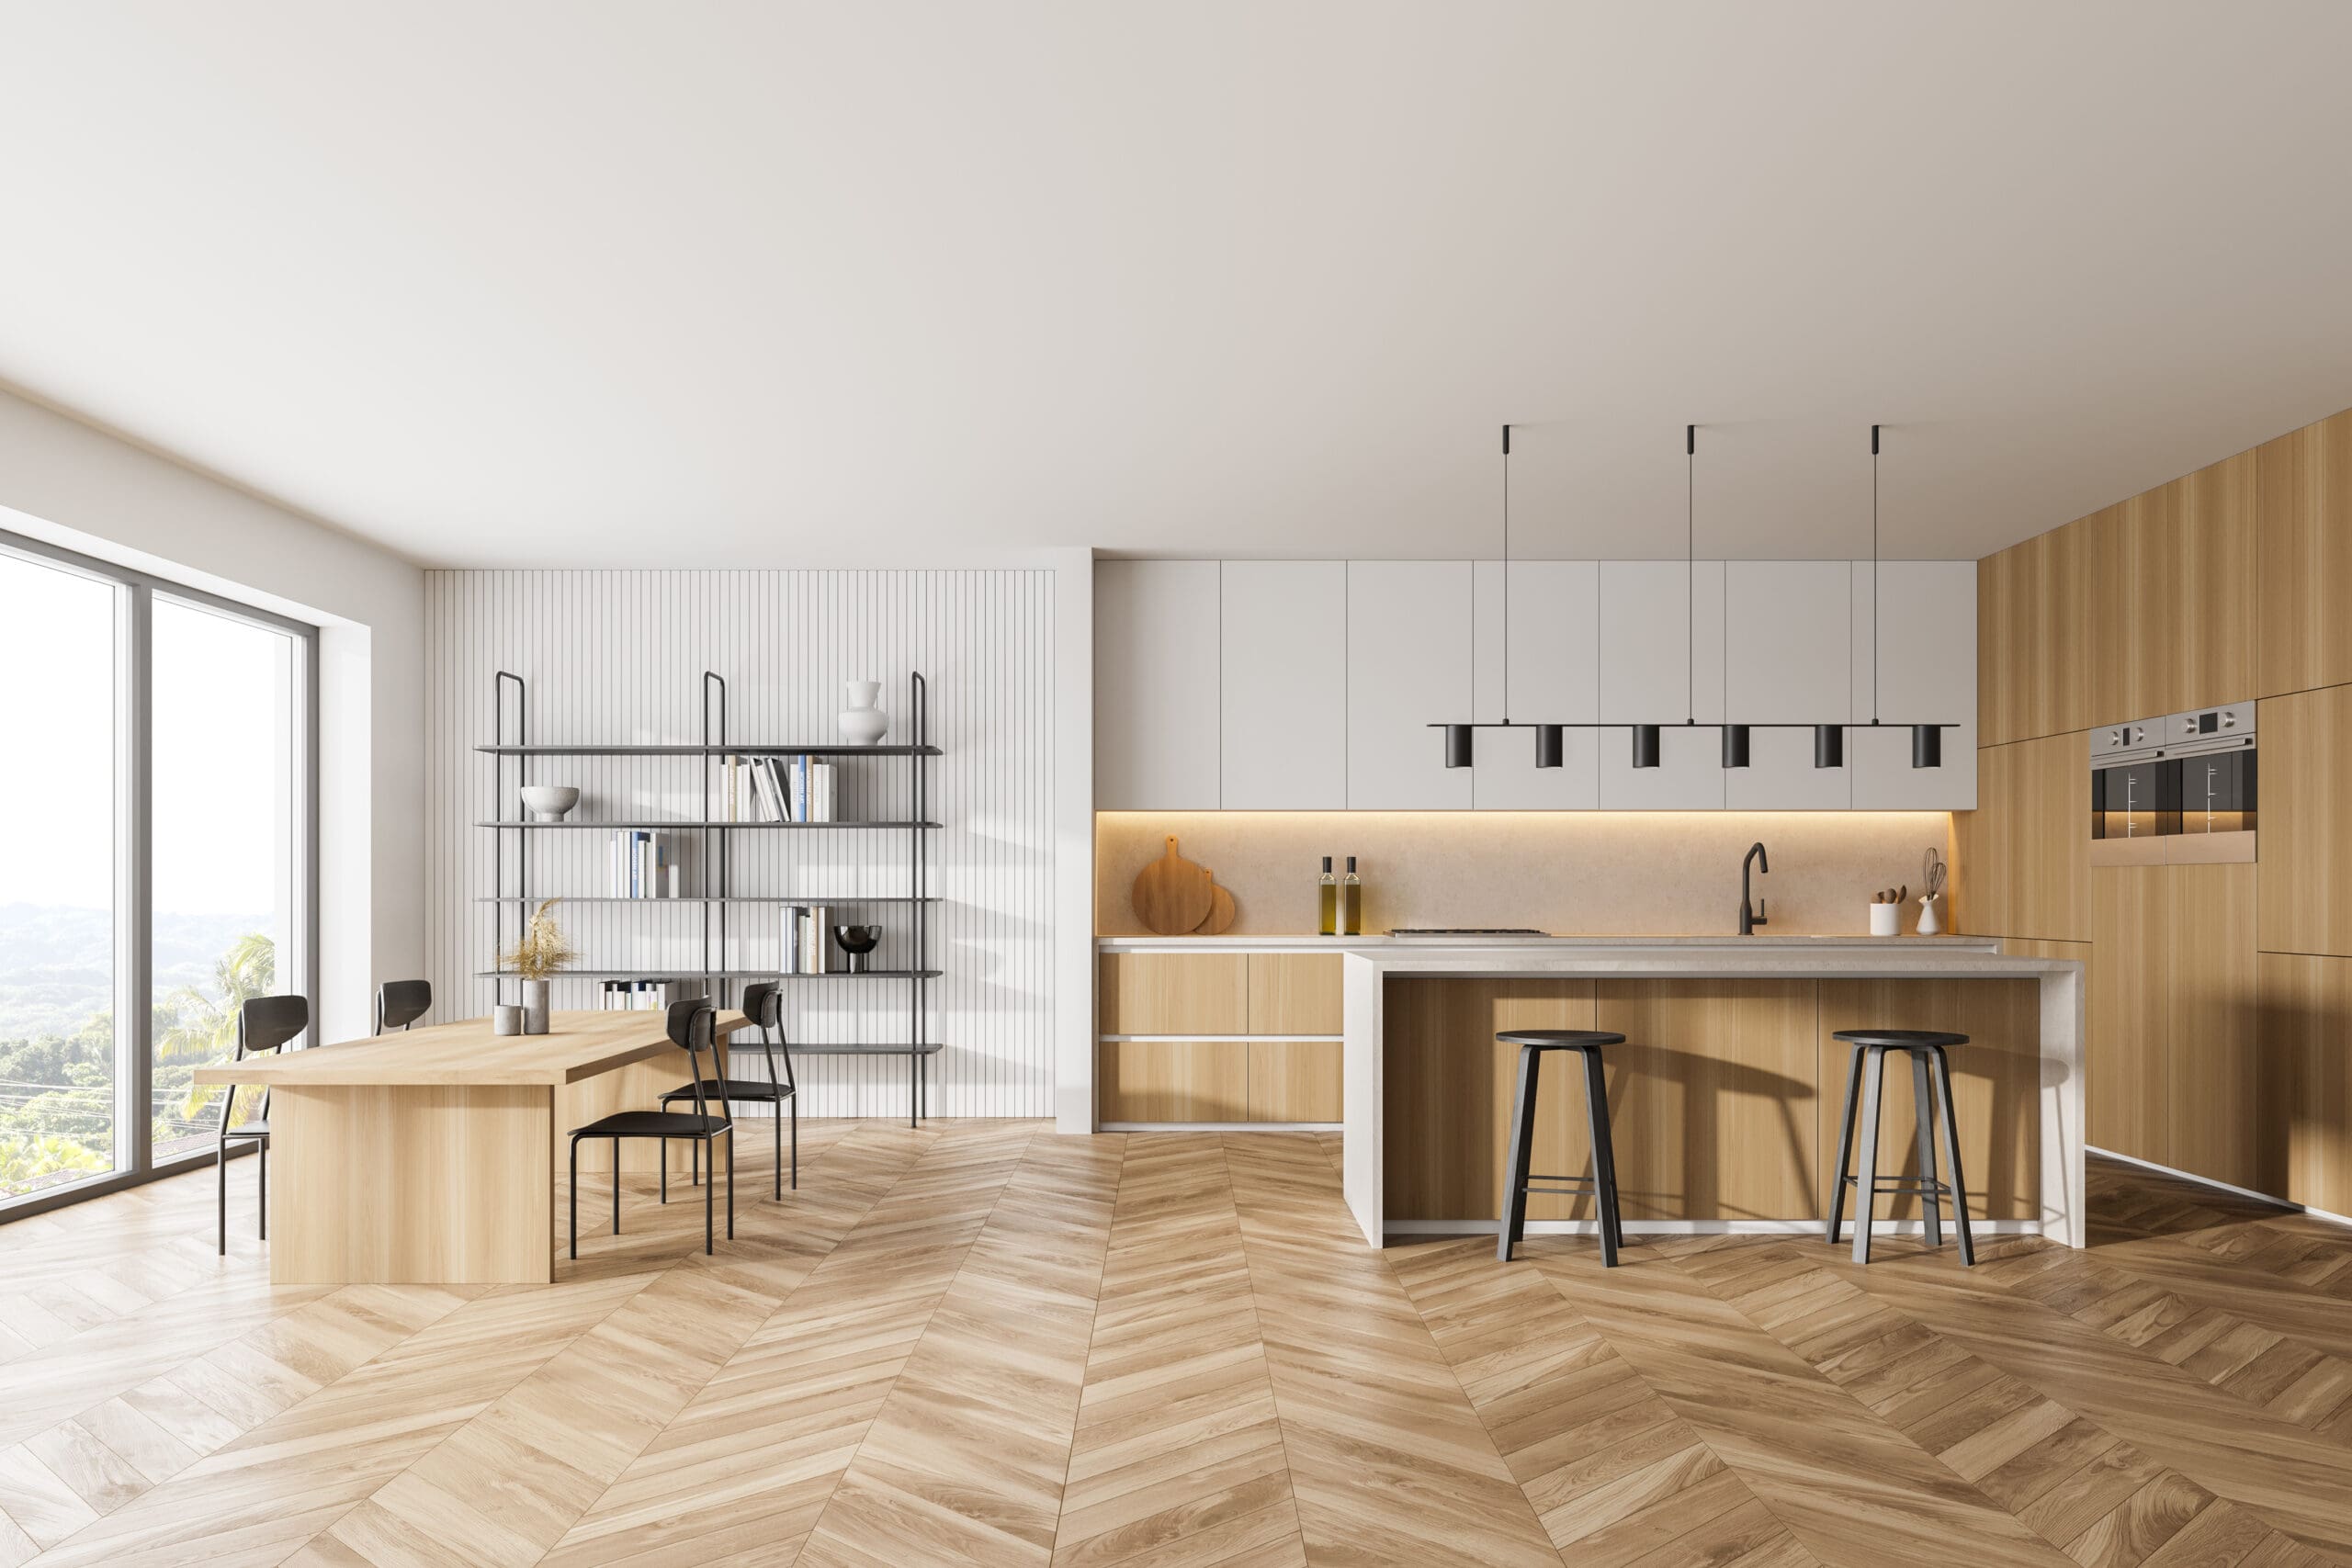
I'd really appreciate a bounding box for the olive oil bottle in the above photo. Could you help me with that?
[1317,857,1338,936]
[1340,856,1363,935]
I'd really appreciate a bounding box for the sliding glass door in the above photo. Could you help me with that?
[0,531,314,1212]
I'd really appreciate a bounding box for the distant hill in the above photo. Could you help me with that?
[0,903,268,1040]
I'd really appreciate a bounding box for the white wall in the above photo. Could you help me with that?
[424,568,1064,1118]
[0,386,424,1044]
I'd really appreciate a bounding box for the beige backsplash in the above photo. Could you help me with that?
[1097,811,1957,938]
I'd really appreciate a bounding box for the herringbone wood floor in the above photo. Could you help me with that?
[2,1121,2348,1567]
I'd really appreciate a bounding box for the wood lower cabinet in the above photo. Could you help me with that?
[2257,952,2352,1213]
[1098,1040,1249,1122]
[1097,950,1342,1124]
[1098,953,1249,1035]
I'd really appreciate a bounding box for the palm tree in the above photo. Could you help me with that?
[156,931,276,1133]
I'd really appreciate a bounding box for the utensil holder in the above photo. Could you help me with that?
[1869,903,1901,937]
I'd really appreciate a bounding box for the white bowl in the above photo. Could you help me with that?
[520,785,580,821]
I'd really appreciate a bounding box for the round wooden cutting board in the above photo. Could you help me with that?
[1193,882,1237,935]
[1133,835,1214,934]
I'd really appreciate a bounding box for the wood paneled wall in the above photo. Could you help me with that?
[1966,403,2352,1211]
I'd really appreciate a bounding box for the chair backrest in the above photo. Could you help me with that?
[237,995,310,1058]
[377,979,431,1033]
[739,980,794,1094]
[666,998,730,1119]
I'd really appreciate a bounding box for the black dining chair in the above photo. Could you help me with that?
[375,979,431,1034]
[569,998,735,1258]
[661,979,797,1198]
[218,994,309,1255]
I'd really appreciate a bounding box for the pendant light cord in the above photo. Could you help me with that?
[1686,424,1696,725]
[1501,423,1510,724]
[1871,423,1881,726]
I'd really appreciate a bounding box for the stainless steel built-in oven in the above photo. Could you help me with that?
[2088,703,2256,866]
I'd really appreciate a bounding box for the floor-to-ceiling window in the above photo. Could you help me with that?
[0,531,314,1211]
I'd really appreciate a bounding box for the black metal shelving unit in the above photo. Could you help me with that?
[481,670,942,1124]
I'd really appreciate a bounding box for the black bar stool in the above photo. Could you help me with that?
[1826,1029,1973,1266]
[1496,1030,1626,1266]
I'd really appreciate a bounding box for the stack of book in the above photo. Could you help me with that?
[599,979,693,1010]
[723,755,839,823]
[609,829,678,897]
[784,904,832,974]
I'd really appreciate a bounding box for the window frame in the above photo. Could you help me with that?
[0,525,319,1220]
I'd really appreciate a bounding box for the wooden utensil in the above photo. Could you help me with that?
[1133,835,1215,935]
[1193,883,1238,935]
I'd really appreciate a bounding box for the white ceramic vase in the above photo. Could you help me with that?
[838,680,889,745]
[520,978,551,1034]
[1917,895,1943,936]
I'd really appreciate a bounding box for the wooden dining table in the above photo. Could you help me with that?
[194,1009,748,1286]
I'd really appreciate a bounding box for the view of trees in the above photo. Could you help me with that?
[0,930,276,1199]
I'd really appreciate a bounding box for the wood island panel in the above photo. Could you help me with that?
[1097,953,1250,1034]
[1590,980,1821,1223]
[1380,978,1597,1222]
[1818,978,2041,1222]
[1247,953,1343,1034]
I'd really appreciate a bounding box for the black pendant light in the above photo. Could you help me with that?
[1443,724,1474,768]
[1815,724,1845,768]
[1535,724,1564,769]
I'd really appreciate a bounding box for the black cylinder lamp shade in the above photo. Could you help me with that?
[1631,724,1661,770]
[1443,724,1474,769]
[1912,724,1943,769]
[1721,724,1750,769]
[1814,724,1844,769]
[1535,724,1564,769]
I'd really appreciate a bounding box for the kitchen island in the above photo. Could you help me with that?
[1098,935,2083,1251]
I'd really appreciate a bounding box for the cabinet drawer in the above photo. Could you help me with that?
[1247,953,1343,1034]
[1099,1040,1249,1122]
[1247,1041,1342,1122]
[1099,953,1250,1034]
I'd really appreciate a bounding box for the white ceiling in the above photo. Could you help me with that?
[4,3,2351,567]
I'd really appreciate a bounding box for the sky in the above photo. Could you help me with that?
[0,550,292,920]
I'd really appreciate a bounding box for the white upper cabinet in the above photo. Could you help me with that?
[1091,555,1974,813]
[1597,560,1725,809]
[1849,559,1977,809]
[1094,560,1222,809]
[1348,560,1474,809]
[1220,561,1348,809]
[1473,560,1600,809]
[1724,560,1852,809]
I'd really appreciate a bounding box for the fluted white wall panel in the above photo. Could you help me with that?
[424,569,1056,1117]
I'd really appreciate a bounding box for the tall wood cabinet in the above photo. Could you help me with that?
[2256,408,2352,698]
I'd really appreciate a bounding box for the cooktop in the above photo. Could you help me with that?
[1385,928,1550,938]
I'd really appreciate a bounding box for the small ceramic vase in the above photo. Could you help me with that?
[1917,894,1943,936]
[492,1004,524,1036]
[521,978,551,1034]
[838,680,889,744]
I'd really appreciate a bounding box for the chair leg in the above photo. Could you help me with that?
[661,1138,669,1205]
[217,1141,227,1256]
[726,1131,735,1240]
[1498,1046,1541,1262]
[705,1140,715,1256]
[1851,1048,1886,1265]
[1931,1048,1975,1266]
[1581,1048,1621,1268]
[773,1108,783,1200]
[613,1137,622,1235]
[1910,1051,1942,1248]
[1826,1043,1864,1245]
[257,1143,267,1241]
[789,1100,798,1190]
[569,1138,580,1260]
